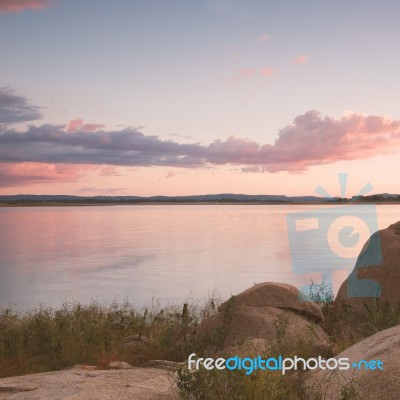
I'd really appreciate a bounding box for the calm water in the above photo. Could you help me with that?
[0,205,398,309]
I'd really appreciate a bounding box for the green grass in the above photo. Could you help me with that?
[0,285,398,399]
[307,280,400,353]
[0,295,219,378]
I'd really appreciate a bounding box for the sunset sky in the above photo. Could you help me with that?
[1,0,400,196]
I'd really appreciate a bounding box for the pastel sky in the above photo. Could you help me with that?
[1,0,400,196]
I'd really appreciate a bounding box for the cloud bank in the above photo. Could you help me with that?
[0,163,87,186]
[0,88,41,124]
[2,89,400,186]
[0,0,50,14]
[1,111,400,177]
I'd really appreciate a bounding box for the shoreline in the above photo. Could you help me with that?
[1,201,400,207]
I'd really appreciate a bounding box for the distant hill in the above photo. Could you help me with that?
[0,193,399,204]
[353,193,400,202]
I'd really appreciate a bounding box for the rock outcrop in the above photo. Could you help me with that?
[0,367,177,400]
[187,282,331,357]
[308,324,400,400]
[335,221,400,313]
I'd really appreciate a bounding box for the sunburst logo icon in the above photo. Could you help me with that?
[286,173,382,302]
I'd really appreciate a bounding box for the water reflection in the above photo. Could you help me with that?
[0,205,398,309]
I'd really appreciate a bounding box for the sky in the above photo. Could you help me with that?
[1,0,400,196]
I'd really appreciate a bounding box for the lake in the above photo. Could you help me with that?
[0,204,398,310]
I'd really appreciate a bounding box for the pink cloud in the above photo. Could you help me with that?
[203,111,400,172]
[0,162,122,187]
[293,54,307,64]
[67,118,84,132]
[230,68,255,83]
[239,111,400,172]
[67,118,105,133]
[260,67,274,77]
[0,0,50,14]
[238,69,254,76]
[260,34,271,42]
[0,162,87,186]
[84,123,106,132]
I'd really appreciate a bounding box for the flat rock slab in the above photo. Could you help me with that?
[308,325,400,399]
[0,368,178,400]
